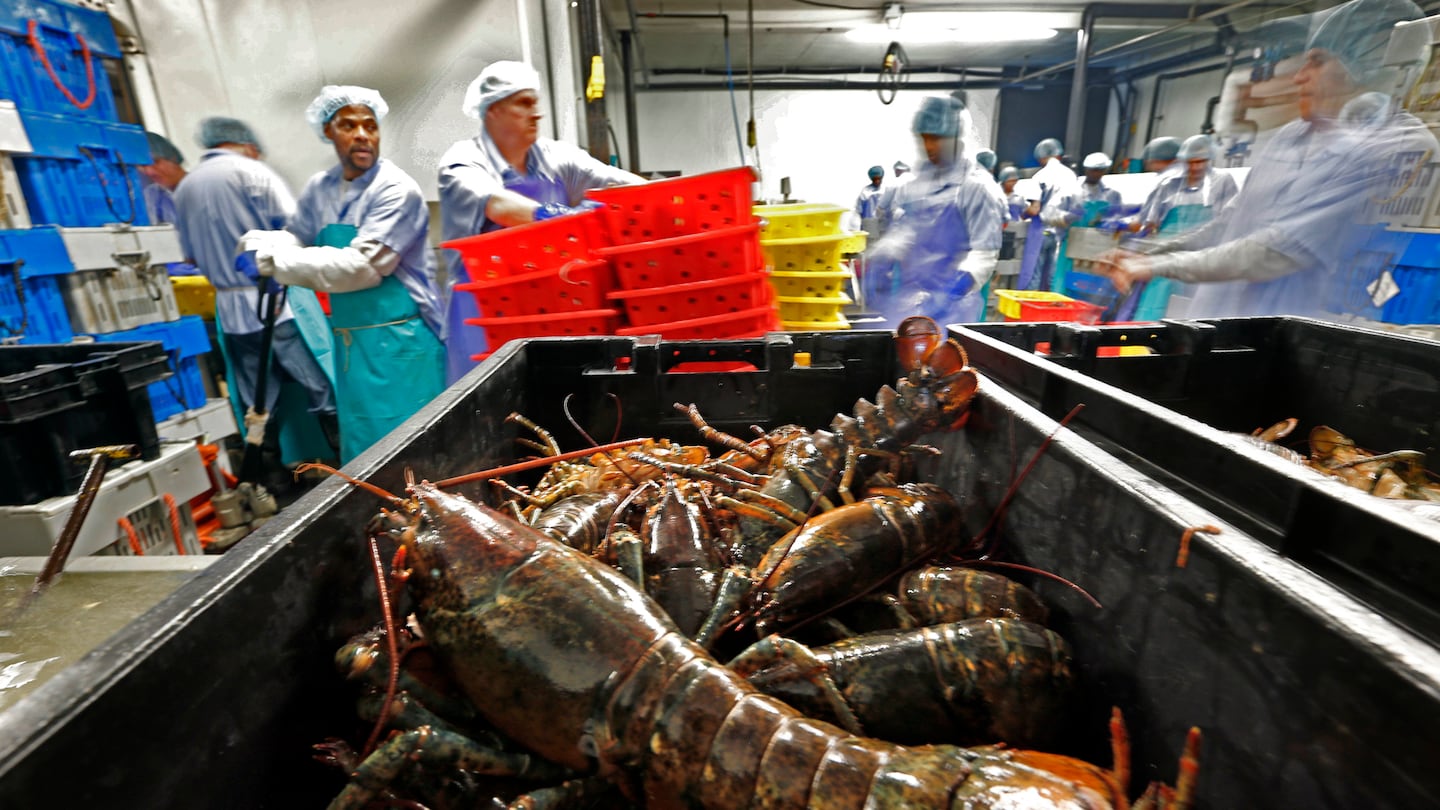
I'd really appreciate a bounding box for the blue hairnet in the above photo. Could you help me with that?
[912,96,963,138]
[1082,152,1111,170]
[145,131,183,165]
[1178,134,1214,162]
[305,85,388,142]
[1034,138,1064,161]
[1307,0,1424,87]
[998,166,1020,182]
[464,61,542,120]
[868,165,884,178]
[196,117,261,150]
[975,149,997,171]
[1142,136,1181,162]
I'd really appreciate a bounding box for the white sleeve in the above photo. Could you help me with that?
[958,250,1000,287]
[260,237,398,292]
[1149,236,1300,284]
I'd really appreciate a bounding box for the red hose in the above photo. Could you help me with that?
[118,516,144,555]
[26,19,96,111]
[164,493,186,555]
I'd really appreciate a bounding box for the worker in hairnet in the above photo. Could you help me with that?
[1141,136,1182,173]
[866,95,1005,325]
[173,116,339,475]
[999,166,1025,220]
[1102,0,1438,319]
[438,60,644,383]
[239,86,444,463]
[139,131,186,225]
[1135,135,1239,236]
[853,165,886,239]
[1018,137,1079,290]
[975,148,998,176]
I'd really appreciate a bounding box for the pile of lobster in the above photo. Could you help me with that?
[314,317,1199,810]
[1249,418,1440,511]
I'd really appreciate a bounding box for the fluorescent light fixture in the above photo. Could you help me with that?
[845,11,1070,44]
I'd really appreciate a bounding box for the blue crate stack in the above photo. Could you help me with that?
[1381,232,1440,325]
[0,0,211,423]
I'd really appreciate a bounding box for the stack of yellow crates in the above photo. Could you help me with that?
[754,203,866,330]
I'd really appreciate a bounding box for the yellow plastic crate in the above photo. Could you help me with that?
[777,293,851,326]
[753,203,847,240]
[995,290,1104,324]
[782,314,850,331]
[760,231,868,274]
[171,276,215,319]
[768,270,852,298]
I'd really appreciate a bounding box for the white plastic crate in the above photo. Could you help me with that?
[100,495,201,557]
[0,101,33,229]
[1064,227,1120,263]
[58,263,181,333]
[156,398,239,446]
[0,441,209,558]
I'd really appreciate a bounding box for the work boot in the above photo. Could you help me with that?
[317,411,342,461]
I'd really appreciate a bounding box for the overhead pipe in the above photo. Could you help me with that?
[621,30,639,172]
[636,76,1077,92]
[649,65,1005,78]
[576,0,608,162]
[1063,4,1097,161]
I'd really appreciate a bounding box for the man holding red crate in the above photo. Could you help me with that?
[437,60,644,384]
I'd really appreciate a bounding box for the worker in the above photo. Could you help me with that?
[853,165,886,239]
[241,85,445,464]
[999,166,1024,220]
[1021,137,1079,290]
[1141,136,1182,173]
[1101,0,1438,320]
[438,60,643,383]
[866,95,1004,326]
[1135,135,1239,236]
[139,131,185,225]
[172,116,338,480]
[975,148,998,176]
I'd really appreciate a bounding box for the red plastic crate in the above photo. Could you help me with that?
[584,166,757,244]
[614,304,779,340]
[464,308,620,360]
[455,258,614,318]
[439,209,608,283]
[1004,300,1105,324]
[607,268,772,328]
[598,223,763,290]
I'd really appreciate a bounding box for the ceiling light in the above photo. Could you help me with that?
[845,11,1070,44]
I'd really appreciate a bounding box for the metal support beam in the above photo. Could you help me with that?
[576,0,608,162]
[622,30,640,173]
[1064,5,1096,159]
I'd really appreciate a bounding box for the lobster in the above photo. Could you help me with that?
[733,617,1075,749]
[341,480,1146,809]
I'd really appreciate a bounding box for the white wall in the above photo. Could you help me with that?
[631,87,999,210]
[113,0,578,200]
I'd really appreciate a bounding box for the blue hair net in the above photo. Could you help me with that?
[1142,136,1181,162]
[1307,0,1424,87]
[1178,134,1215,161]
[868,165,884,178]
[975,149,997,171]
[305,85,389,142]
[998,166,1020,183]
[912,96,963,137]
[145,131,183,165]
[197,117,261,150]
[464,61,542,120]
[1034,138,1064,161]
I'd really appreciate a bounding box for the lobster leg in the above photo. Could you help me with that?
[729,634,866,736]
[501,776,621,810]
[321,726,573,810]
[609,526,645,587]
[693,566,754,649]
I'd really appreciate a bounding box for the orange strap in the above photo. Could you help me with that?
[26,19,96,111]
[119,516,144,555]
[163,493,186,555]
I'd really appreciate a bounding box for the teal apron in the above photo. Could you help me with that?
[318,223,445,464]
[1128,203,1211,320]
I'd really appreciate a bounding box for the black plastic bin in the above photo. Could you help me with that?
[0,331,1437,808]
[950,317,1440,646]
[0,341,169,505]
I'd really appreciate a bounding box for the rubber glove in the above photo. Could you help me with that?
[236,251,281,296]
[533,202,575,221]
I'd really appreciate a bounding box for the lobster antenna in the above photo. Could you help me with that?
[960,559,1103,609]
[294,462,403,506]
[565,392,645,488]
[973,403,1085,559]
[361,534,402,758]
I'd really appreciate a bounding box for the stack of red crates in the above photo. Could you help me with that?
[588,166,780,340]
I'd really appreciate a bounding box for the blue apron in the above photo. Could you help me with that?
[445,169,568,383]
[320,223,446,464]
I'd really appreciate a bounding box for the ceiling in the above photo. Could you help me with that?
[600,0,1371,89]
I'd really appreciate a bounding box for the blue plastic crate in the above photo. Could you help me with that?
[1380,264,1440,325]
[0,268,73,344]
[12,113,150,227]
[89,316,211,420]
[0,226,74,277]
[0,0,119,121]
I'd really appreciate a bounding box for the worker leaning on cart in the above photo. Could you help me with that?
[437,61,646,384]
[238,86,446,465]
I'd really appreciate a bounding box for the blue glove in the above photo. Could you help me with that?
[947,270,975,299]
[533,202,576,221]
[235,251,281,295]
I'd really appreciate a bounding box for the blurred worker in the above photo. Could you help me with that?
[140,131,185,224]
[241,86,444,464]
[1101,0,1438,319]
[876,160,913,235]
[975,148,998,176]
[1021,138,1079,290]
[438,61,643,383]
[1135,135,1239,236]
[853,165,886,239]
[1141,136,1182,173]
[173,117,338,473]
[867,95,1004,325]
[999,166,1024,220]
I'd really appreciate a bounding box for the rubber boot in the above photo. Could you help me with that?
[317,411,341,461]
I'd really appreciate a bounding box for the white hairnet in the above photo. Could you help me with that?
[1082,152,1112,170]
[1178,134,1215,161]
[464,61,542,120]
[305,85,388,142]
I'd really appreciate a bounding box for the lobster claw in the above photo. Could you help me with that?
[895,316,944,374]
